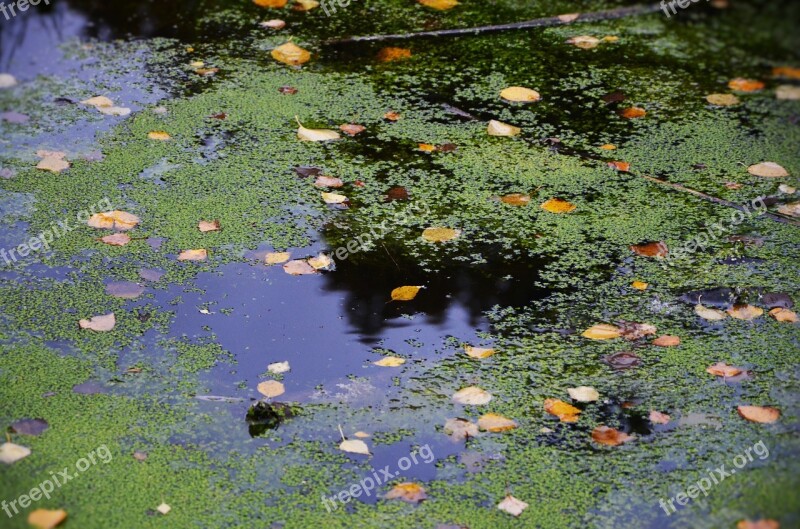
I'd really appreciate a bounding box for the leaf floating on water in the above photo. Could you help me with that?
[106,282,145,299]
[776,85,800,100]
[283,260,317,275]
[500,193,530,206]
[384,111,401,121]
[314,175,344,188]
[737,519,781,529]
[497,495,528,517]
[422,227,460,242]
[748,162,789,178]
[265,252,291,265]
[272,43,311,66]
[293,0,319,11]
[652,335,681,347]
[618,321,657,340]
[599,143,616,150]
[728,78,765,92]
[737,405,780,423]
[391,286,422,301]
[544,398,581,422]
[581,323,621,340]
[727,304,763,320]
[706,93,740,106]
[260,19,286,29]
[178,249,208,261]
[148,131,170,140]
[630,241,668,258]
[374,357,405,367]
[78,313,116,332]
[268,361,290,374]
[418,143,437,152]
[443,418,479,440]
[87,210,140,231]
[487,120,521,136]
[297,118,340,141]
[567,386,599,402]
[339,439,370,455]
[608,160,630,172]
[377,47,412,62]
[156,503,171,515]
[386,482,427,503]
[321,192,347,204]
[418,0,458,10]
[0,442,31,464]
[591,425,633,446]
[10,418,49,436]
[777,202,800,217]
[308,253,332,270]
[649,410,671,425]
[706,362,743,377]
[254,0,288,6]
[772,66,800,79]
[620,107,646,119]
[540,198,576,213]
[452,386,492,405]
[339,123,366,136]
[100,233,131,246]
[631,280,648,290]
[198,220,221,232]
[602,351,641,370]
[27,509,67,529]
[35,150,70,173]
[769,307,798,322]
[81,95,114,108]
[500,86,541,102]
[696,303,728,321]
[464,345,495,359]
[558,13,580,22]
[566,35,600,49]
[257,380,285,398]
[0,73,17,88]
[477,413,516,432]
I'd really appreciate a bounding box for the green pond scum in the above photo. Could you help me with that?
[0,0,799,527]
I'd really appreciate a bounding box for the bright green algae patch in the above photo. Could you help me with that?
[1,0,800,527]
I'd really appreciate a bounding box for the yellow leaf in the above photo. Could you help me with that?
[477,413,517,432]
[87,210,141,231]
[265,251,291,264]
[80,96,113,108]
[500,86,541,102]
[374,357,405,367]
[178,249,208,261]
[747,162,789,178]
[353,431,370,438]
[148,131,170,140]
[557,13,580,22]
[540,198,576,213]
[0,442,31,464]
[78,313,116,332]
[272,42,311,66]
[422,227,460,242]
[599,143,616,150]
[706,362,743,377]
[391,285,422,301]
[27,509,67,529]
[321,192,347,204]
[727,304,763,320]
[257,380,285,398]
[376,47,412,62]
[386,482,427,502]
[631,280,648,290]
[418,143,437,152]
[566,35,600,49]
[777,202,800,217]
[198,220,220,232]
[706,93,740,106]
[581,323,621,340]
[254,0,288,6]
[695,303,728,321]
[544,398,581,422]
[452,386,492,405]
[418,0,458,10]
[497,495,528,517]
[294,0,319,10]
[567,386,599,402]
[308,253,332,270]
[464,345,495,359]
[487,119,521,136]
[297,117,341,141]
[339,439,370,455]
[36,155,70,173]
[769,307,799,323]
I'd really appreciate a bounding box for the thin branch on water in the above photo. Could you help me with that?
[325,3,664,45]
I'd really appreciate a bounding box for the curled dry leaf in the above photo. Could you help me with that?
[478,413,517,432]
[452,386,492,405]
[297,118,341,142]
[696,303,728,321]
[776,85,800,100]
[487,120,521,136]
[418,0,458,10]
[540,198,576,213]
[88,210,140,231]
[707,362,743,378]
[260,19,286,29]
[737,405,780,424]
[374,357,405,367]
[148,131,170,140]
[652,335,681,347]
[728,78,765,92]
[769,307,798,322]
[391,286,422,301]
[265,251,290,264]
[748,162,789,178]
[422,227,460,242]
[582,323,621,340]
[557,13,580,22]
[630,241,668,258]
[308,253,332,270]
[257,380,285,398]
[500,86,541,102]
[706,93,740,106]
[631,280,648,290]
[386,482,426,503]
[100,233,131,246]
[500,193,530,206]
[27,509,67,529]
[283,260,317,275]
[0,442,31,464]
[321,192,347,204]
[566,35,600,49]
[339,438,370,455]
[649,410,671,425]
[339,124,366,136]
[497,495,528,517]
[78,313,116,332]
[727,304,763,320]
[777,202,800,217]
[272,42,311,66]
[444,418,479,440]
[178,249,208,261]
[620,107,646,118]
[198,220,220,232]
[544,398,581,422]
[464,345,495,359]
[737,519,780,529]
[376,47,412,62]
[567,386,599,402]
[591,425,633,446]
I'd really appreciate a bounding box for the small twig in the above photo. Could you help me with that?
[337,424,346,441]
[325,3,663,45]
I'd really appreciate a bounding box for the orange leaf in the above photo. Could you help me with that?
[87,210,140,231]
[737,405,780,423]
[385,482,427,503]
[253,0,288,6]
[728,78,765,92]
[540,198,576,213]
[178,249,208,261]
[384,111,401,121]
[500,193,531,206]
[198,220,220,232]
[339,124,366,136]
[727,304,763,320]
[591,425,633,446]
[737,519,781,529]
[772,66,800,79]
[544,398,581,422]
[100,233,131,246]
[608,160,630,172]
[706,362,743,378]
[620,107,646,119]
[652,335,680,347]
[769,307,798,323]
[630,241,668,257]
[477,413,517,432]
[27,509,67,529]
[377,47,412,62]
[649,410,671,424]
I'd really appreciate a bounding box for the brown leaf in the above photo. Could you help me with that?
[443,417,479,440]
[748,162,789,178]
[198,220,221,232]
[706,93,740,106]
[591,425,633,446]
[727,304,763,320]
[385,482,427,503]
[260,19,286,29]
[377,47,412,62]
[737,405,780,423]
[649,410,671,425]
[386,186,410,201]
[384,111,401,121]
[100,233,131,246]
[283,260,317,275]
[178,249,208,261]
[339,123,366,136]
[87,211,141,231]
[78,313,116,332]
[602,351,642,370]
[566,35,600,49]
[652,335,680,347]
[10,418,49,436]
[630,241,668,257]
[618,321,657,340]
[769,307,798,323]
[500,193,530,206]
[265,252,291,265]
[706,362,744,378]
[315,175,344,188]
[105,282,145,299]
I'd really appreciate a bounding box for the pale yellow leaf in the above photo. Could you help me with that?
[198,220,220,232]
[283,259,317,275]
[374,357,405,367]
[477,413,517,432]
[156,503,171,515]
[497,495,528,517]
[464,345,496,359]
[257,380,285,398]
[148,131,170,141]
[268,361,290,374]
[87,210,141,231]
[78,313,116,332]
[452,386,492,405]
[695,304,728,321]
[80,96,113,108]
[706,93,740,106]
[500,86,541,102]
[308,253,333,270]
[265,251,291,264]
[0,442,31,464]
[748,162,789,178]
[567,386,599,402]
[421,227,460,242]
[339,439,370,455]
[487,119,521,136]
[566,35,600,49]
[321,192,347,204]
[178,249,208,261]
[581,323,621,340]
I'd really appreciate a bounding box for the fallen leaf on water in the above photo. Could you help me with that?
[602,35,619,42]
[354,431,370,438]
[321,192,347,204]
[558,13,580,22]
[544,398,581,422]
[268,361,290,374]
[257,380,285,398]
[497,495,528,517]
[773,66,800,79]
[1,111,29,124]
[696,303,728,321]
[567,386,599,402]
[608,160,630,172]
[386,482,426,502]
[500,86,541,102]
[36,151,70,173]
[384,111,401,121]
[727,304,763,320]
[652,335,681,347]
[0,442,31,464]
[260,19,286,29]
[391,286,422,301]
[97,105,131,116]
[339,123,366,136]
[314,175,344,188]
[487,120,521,136]
[339,439,370,455]
[464,345,495,359]
[254,0,288,6]
[737,405,780,423]
[297,117,340,141]
[649,410,671,424]
[293,0,319,11]
[778,184,796,194]
[10,418,49,436]
[737,519,780,529]
[385,186,410,201]
[308,253,332,270]
[106,282,145,299]
[748,162,789,178]
[283,260,317,275]
[78,313,116,332]
[540,198,576,213]
[707,362,743,377]
[0,73,17,88]
[632,280,648,290]
[706,93,740,106]
[375,357,405,367]
[27,509,67,529]
[443,418,478,440]
[100,233,131,246]
[582,323,621,340]
[478,413,517,432]
[500,193,530,206]
[599,143,616,150]
[156,503,171,515]
[418,143,437,152]
[198,220,220,232]
[592,425,633,446]
[422,227,460,242]
[728,78,765,92]
[776,85,800,100]
[178,249,208,261]
[777,202,800,217]
[418,0,458,10]
[452,386,492,405]
[377,47,412,62]
[769,307,798,322]
[619,321,657,340]
[88,211,140,231]
[620,107,646,119]
[148,131,171,141]
[566,35,600,49]
[630,241,668,257]
[603,351,642,370]
[81,95,113,108]
[272,43,311,66]
[279,86,298,94]
[265,251,290,265]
